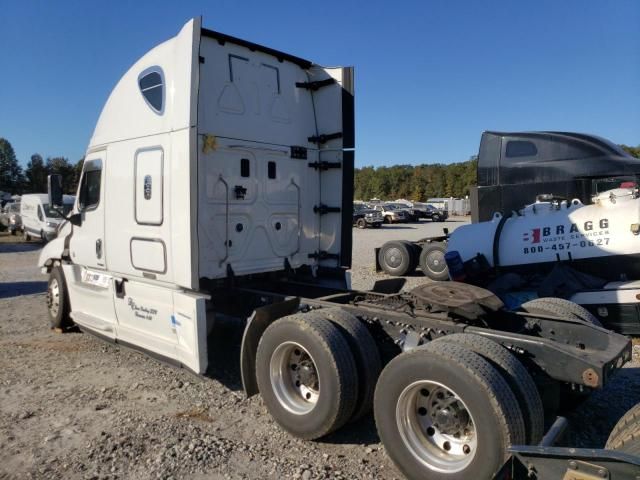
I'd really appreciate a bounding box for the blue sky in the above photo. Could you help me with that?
[1,0,638,168]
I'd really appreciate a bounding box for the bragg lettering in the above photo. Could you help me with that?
[524,218,609,243]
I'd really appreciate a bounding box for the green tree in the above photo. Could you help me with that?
[25,153,49,193]
[0,138,24,194]
[353,158,478,202]
[621,144,640,159]
[71,157,84,193]
[46,156,76,194]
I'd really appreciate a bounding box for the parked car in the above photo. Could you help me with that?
[353,203,383,228]
[0,202,22,234]
[384,202,421,222]
[373,204,408,223]
[421,203,448,222]
[21,194,74,242]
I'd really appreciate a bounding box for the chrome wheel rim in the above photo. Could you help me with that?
[396,380,477,473]
[426,250,446,274]
[384,247,403,269]
[270,342,319,415]
[48,278,60,317]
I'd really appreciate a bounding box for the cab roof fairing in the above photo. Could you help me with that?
[89,18,200,149]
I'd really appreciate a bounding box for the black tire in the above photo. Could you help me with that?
[384,215,392,224]
[10,229,16,236]
[256,313,358,439]
[606,403,640,454]
[433,333,544,445]
[374,342,525,480]
[521,298,604,411]
[47,266,72,330]
[355,218,367,229]
[23,230,30,241]
[378,241,417,276]
[609,428,640,456]
[405,241,421,271]
[319,308,381,421]
[521,298,602,327]
[419,242,449,281]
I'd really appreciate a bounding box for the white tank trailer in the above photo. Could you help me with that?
[376,185,640,334]
[448,187,640,279]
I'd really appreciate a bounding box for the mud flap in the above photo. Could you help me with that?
[240,297,300,397]
[173,290,209,374]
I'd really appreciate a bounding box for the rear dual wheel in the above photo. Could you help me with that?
[419,243,448,281]
[256,310,380,439]
[374,340,529,480]
[432,334,544,445]
[378,241,450,280]
[378,241,419,276]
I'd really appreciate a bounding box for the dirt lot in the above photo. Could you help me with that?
[1,224,639,480]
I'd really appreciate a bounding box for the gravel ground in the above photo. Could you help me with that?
[1,226,639,480]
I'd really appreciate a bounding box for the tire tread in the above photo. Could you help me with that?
[256,313,358,439]
[422,342,527,447]
[319,308,381,421]
[607,402,640,451]
[521,298,602,327]
[434,333,544,444]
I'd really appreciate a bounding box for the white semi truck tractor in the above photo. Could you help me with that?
[39,19,637,480]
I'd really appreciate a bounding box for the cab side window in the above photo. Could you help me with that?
[79,167,102,211]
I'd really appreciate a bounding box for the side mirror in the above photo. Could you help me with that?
[48,174,63,207]
[68,213,82,226]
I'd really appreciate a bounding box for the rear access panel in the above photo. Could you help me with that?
[196,31,353,279]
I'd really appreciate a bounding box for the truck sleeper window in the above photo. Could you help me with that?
[79,169,101,211]
[138,68,164,113]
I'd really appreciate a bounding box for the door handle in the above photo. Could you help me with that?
[96,239,103,259]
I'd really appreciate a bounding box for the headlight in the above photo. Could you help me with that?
[46,221,57,228]
[365,213,373,217]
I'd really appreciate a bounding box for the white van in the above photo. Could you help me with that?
[21,194,75,241]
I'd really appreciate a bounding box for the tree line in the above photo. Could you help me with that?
[355,157,478,202]
[0,138,83,195]
[356,145,640,202]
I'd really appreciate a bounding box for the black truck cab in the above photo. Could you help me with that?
[472,131,640,222]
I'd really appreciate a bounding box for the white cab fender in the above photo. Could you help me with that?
[38,221,72,270]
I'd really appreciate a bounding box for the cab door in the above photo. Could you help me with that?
[64,151,118,336]
[71,154,106,269]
